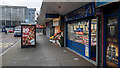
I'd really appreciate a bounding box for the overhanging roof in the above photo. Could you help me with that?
[38,2,89,25]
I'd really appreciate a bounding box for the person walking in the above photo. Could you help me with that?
[5,29,7,34]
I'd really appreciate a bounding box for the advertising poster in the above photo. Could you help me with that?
[106,16,118,67]
[85,45,89,57]
[22,26,35,45]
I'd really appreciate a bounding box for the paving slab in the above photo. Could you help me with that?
[2,35,95,67]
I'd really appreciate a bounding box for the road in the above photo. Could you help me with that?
[1,31,20,53]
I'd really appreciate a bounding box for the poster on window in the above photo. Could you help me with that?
[85,45,89,57]
[22,26,35,45]
[106,16,118,67]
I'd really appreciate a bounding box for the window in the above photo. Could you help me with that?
[29,13,30,16]
[68,20,89,45]
[33,17,34,19]
[2,20,5,25]
[6,20,11,25]
[91,19,97,61]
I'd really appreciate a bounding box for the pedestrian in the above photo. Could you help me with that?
[5,29,7,34]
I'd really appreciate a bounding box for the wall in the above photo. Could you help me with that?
[46,22,50,38]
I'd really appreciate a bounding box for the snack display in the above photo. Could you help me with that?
[91,19,97,61]
[68,19,97,61]
[68,20,89,45]
[22,26,35,45]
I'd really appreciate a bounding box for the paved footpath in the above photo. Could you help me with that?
[2,35,95,67]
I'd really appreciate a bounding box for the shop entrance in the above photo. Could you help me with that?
[67,18,98,65]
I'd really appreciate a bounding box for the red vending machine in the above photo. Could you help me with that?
[21,23,36,48]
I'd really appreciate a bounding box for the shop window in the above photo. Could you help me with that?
[2,20,5,25]
[91,19,97,61]
[68,19,97,62]
[68,20,89,45]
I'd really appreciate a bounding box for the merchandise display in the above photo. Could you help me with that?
[91,19,97,61]
[68,20,89,45]
[68,19,97,61]
[66,3,97,64]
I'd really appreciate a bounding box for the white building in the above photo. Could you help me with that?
[0,5,27,28]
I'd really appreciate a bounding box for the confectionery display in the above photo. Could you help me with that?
[68,20,89,45]
[68,19,97,61]
[91,19,97,46]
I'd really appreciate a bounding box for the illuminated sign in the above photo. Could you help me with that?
[22,26,35,45]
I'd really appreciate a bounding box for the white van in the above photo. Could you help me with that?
[14,26,21,37]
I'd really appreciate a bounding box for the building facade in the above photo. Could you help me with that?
[0,5,27,28]
[26,8,36,23]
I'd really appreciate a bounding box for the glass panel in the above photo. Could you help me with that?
[91,19,97,61]
[68,20,89,45]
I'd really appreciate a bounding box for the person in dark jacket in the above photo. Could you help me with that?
[5,29,7,34]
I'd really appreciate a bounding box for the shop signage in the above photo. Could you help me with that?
[65,3,95,21]
[85,45,89,57]
[96,0,118,7]
[53,19,60,26]
[45,14,59,18]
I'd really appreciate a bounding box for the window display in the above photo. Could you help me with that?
[68,20,89,45]
[68,19,97,61]
[91,19,97,61]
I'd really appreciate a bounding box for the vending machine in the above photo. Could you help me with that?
[21,23,36,48]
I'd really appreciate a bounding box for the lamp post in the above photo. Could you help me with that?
[9,13,12,25]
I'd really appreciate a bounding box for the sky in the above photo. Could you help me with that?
[0,0,43,12]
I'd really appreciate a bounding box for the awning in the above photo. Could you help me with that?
[38,2,89,25]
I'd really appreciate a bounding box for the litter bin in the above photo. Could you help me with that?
[21,23,36,48]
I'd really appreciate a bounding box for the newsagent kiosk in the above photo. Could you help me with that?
[64,3,98,65]
[21,23,36,48]
[97,2,120,67]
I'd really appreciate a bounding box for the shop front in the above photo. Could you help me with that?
[46,21,54,38]
[65,3,98,65]
[97,2,120,67]
[49,17,64,47]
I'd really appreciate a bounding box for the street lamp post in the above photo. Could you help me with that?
[9,13,11,25]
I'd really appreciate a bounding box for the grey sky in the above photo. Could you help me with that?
[0,0,43,12]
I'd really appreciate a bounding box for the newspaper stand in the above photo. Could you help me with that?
[21,23,36,48]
